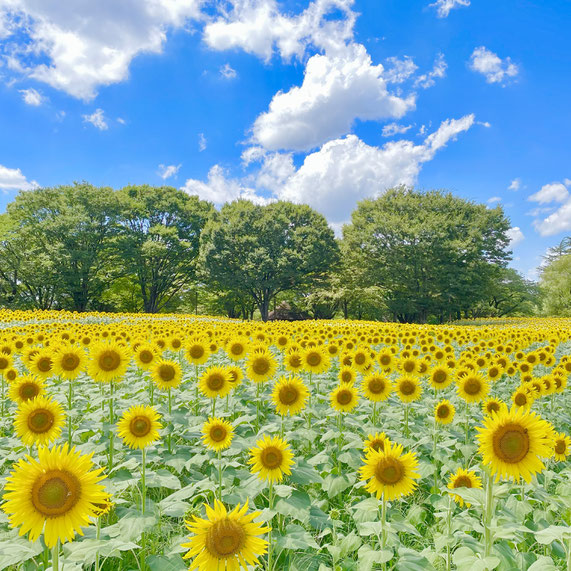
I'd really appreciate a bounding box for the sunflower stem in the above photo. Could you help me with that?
[404,405,409,437]
[372,401,377,426]
[51,540,60,571]
[256,384,261,433]
[446,495,452,571]
[464,401,469,445]
[1,374,4,419]
[380,493,387,571]
[212,396,216,419]
[433,422,439,492]
[267,481,275,571]
[194,364,199,415]
[483,470,494,558]
[168,388,172,454]
[149,378,154,406]
[217,449,222,501]
[67,378,73,447]
[337,412,343,474]
[280,415,284,439]
[141,447,146,515]
[108,381,115,471]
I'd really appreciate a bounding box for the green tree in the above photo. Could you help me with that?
[343,187,512,323]
[540,252,571,316]
[200,200,339,321]
[116,185,213,313]
[486,267,539,317]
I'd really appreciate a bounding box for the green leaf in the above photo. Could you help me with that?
[535,525,571,545]
[275,490,312,523]
[147,469,181,490]
[275,524,319,551]
[290,461,323,485]
[146,554,187,571]
[322,474,354,498]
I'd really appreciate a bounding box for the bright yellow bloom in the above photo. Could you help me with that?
[362,374,392,402]
[8,375,46,404]
[330,384,359,412]
[249,435,294,484]
[428,366,453,390]
[246,350,278,383]
[434,400,455,424]
[14,396,65,447]
[271,375,309,416]
[447,468,482,507]
[199,366,233,399]
[87,342,130,383]
[116,405,162,449]
[363,432,391,453]
[51,344,86,380]
[395,377,422,403]
[202,417,234,451]
[150,358,182,391]
[457,373,489,403]
[553,432,570,461]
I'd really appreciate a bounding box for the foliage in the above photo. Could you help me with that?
[541,252,571,316]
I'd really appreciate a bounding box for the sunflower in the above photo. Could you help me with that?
[51,344,86,380]
[363,432,391,453]
[482,397,506,417]
[428,366,453,390]
[181,500,270,571]
[9,375,46,404]
[352,349,372,373]
[225,337,250,361]
[457,374,489,404]
[87,342,130,383]
[398,357,420,376]
[116,405,162,449]
[14,396,65,447]
[284,350,303,372]
[0,353,13,374]
[362,374,392,402]
[512,387,533,409]
[134,343,159,370]
[395,377,422,403]
[227,365,244,387]
[330,384,359,413]
[434,400,455,425]
[447,468,482,507]
[28,349,54,379]
[246,350,277,383]
[199,366,233,399]
[377,349,395,371]
[151,358,182,391]
[553,432,570,462]
[338,366,357,385]
[2,444,108,547]
[186,338,210,366]
[249,435,294,483]
[271,375,309,416]
[476,405,555,482]
[302,347,330,375]
[359,441,420,501]
[202,417,234,451]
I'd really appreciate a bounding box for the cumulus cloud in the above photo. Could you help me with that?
[469,47,519,84]
[382,123,412,137]
[430,0,470,18]
[529,182,569,204]
[487,196,501,204]
[19,87,46,105]
[529,181,571,236]
[508,177,521,191]
[158,164,181,180]
[506,226,524,248]
[0,0,201,100]
[203,0,356,62]
[0,164,38,191]
[534,199,571,236]
[252,43,415,151]
[82,109,108,130]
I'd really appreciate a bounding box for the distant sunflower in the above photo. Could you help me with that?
[434,400,455,425]
[428,366,453,390]
[272,375,309,416]
[9,375,45,404]
[512,387,533,409]
[246,350,277,383]
[447,468,482,507]
[338,366,356,385]
[28,349,54,379]
[151,358,182,391]
[14,396,65,447]
[51,344,86,380]
[362,374,392,402]
[457,374,489,403]
[363,432,391,453]
[302,347,330,375]
[227,365,244,387]
[395,377,422,403]
[476,405,555,482]
[398,357,420,376]
[359,441,420,501]
[186,338,210,365]
[2,444,108,547]
[330,384,359,413]
[377,350,395,371]
[553,432,570,462]
[88,342,130,383]
[249,435,294,483]
[181,500,270,571]
[134,343,158,370]
[0,354,13,374]
[225,337,250,361]
[199,366,233,399]
[482,398,506,417]
[117,405,162,449]
[284,350,303,372]
[202,417,234,451]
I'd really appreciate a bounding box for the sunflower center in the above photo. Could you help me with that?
[6,370,16,381]
[20,383,40,400]
[464,378,482,395]
[27,409,55,433]
[37,357,52,372]
[130,416,151,437]
[493,423,530,463]
[374,458,404,485]
[380,355,391,366]
[489,367,499,378]
[62,354,80,371]
[336,389,353,405]
[355,354,366,365]
[555,440,566,454]
[210,426,227,442]
[139,350,153,364]
[514,393,527,406]
[159,365,176,382]
[261,446,283,469]
[437,405,451,418]
[487,402,500,413]
[433,370,447,384]
[171,339,181,349]
[230,343,244,355]
[289,355,301,368]
[252,358,270,376]
[279,386,299,405]
[205,518,246,558]
[306,352,321,367]
[0,357,8,369]
[341,371,353,383]
[453,476,473,488]
[370,439,385,452]
[368,378,385,394]
[31,470,80,517]
[99,351,121,372]
[399,380,415,395]
[207,374,225,391]
[189,345,204,359]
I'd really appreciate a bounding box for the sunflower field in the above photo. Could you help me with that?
[0,309,570,571]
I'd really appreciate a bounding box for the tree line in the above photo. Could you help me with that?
[0,183,547,322]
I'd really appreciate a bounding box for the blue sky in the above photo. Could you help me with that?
[1,0,570,279]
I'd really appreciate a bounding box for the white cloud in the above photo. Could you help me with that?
[508,177,521,191]
[219,63,237,79]
[430,0,470,18]
[181,165,271,205]
[117,117,126,125]
[203,0,355,62]
[534,198,571,236]
[82,109,108,130]
[469,47,519,84]
[0,164,39,191]
[0,0,201,100]
[198,133,207,152]
[382,123,412,137]
[158,164,181,180]
[384,56,418,84]
[414,53,447,88]
[529,182,569,204]
[19,87,45,105]
[487,196,501,204]
[506,226,524,248]
[564,178,571,186]
[252,43,415,151]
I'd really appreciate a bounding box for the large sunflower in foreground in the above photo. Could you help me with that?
[271,375,309,416]
[116,405,162,449]
[447,468,482,507]
[182,500,270,571]
[359,441,420,501]
[476,405,555,482]
[2,444,108,547]
[249,435,294,483]
[14,395,65,447]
